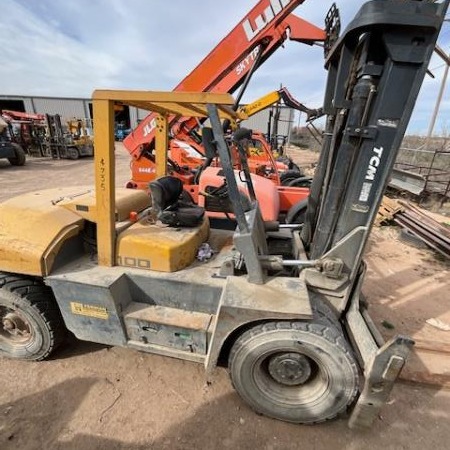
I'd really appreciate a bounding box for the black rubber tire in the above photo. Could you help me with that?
[0,273,66,361]
[280,169,305,186]
[287,176,312,188]
[285,199,308,224]
[67,146,79,160]
[310,295,341,330]
[228,321,359,424]
[8,144,26,166]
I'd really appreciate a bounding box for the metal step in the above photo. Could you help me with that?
[124,302,213,359]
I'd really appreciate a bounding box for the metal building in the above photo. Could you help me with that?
[0,94,295,141]
[0,95,91,122]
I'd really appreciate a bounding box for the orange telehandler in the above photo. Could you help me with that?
[123,0,339,221]
[167,87,320,185]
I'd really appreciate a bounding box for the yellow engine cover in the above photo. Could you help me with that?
[116,217,209,272]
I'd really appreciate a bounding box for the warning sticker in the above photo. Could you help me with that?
[70,302,109,320]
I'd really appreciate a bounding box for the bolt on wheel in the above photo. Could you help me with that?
[1,307,33,345]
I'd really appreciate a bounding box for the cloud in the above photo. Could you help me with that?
[1,0,449,133]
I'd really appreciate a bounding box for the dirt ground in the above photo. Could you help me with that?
[0,147,449,450]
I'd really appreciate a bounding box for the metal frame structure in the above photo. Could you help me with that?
[92,90,238,266]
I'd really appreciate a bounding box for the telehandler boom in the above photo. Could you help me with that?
[0,0,447,430]
[123,0,335,189]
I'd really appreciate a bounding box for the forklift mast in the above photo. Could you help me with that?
[303,0,448,283]
[123,0,333,161]
[206,0,448,428]
[299,0,448,427]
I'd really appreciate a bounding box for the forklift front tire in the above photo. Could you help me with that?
[228,321,359,424]
[0,274,65,361]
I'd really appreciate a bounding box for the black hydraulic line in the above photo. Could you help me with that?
[223,43,267,133]
[278,88,323,121]
[310,76,373,259]
[267,109,273,145]
[271,101,280,147]
[233,43,266,110]
[301,114,335,247]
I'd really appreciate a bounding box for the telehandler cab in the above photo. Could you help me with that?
[0,0,447,429]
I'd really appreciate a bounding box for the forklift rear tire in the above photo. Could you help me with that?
[229,321,358,424]
[67,147,80,160]
[0,273,65,361]
[8,144,26,166]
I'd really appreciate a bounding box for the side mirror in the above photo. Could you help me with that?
[202,127,217,159]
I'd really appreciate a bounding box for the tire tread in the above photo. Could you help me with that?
[0,272,65,360]
[229,320,359,424]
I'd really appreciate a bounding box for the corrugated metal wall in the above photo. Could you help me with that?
[0,95,294,139]
[31,98,89,120]
[0,95,91,121]
[240,106,294,139]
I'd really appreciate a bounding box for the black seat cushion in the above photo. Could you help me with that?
[149,176,205,227]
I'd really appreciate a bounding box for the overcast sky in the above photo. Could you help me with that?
[1,0,449,134]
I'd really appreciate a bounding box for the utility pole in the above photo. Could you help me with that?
[426,45,450,149]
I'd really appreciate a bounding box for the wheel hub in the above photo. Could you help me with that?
[268,352,312,386]
[2,312,31,340]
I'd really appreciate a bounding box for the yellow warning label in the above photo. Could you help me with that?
[70,302,109,320]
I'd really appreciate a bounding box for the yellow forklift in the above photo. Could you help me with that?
[0,0,447,429]
[45,114,94,160]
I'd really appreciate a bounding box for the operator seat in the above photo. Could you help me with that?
[149,176,204,227]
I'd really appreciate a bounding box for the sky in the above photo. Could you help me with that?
[1,0,450,134]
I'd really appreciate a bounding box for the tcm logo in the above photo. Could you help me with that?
[358,146,384,203]
[142,118,157,137]
[365,146,384,181]
[242,0,292,41]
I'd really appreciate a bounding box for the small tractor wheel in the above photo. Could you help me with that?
[0,273,65,361]
[8,144,26,166]
[287,176,312,188]
[228,321,359,424]
[67,146,80,160]
[285,199,308,224]
[280,169,304,186]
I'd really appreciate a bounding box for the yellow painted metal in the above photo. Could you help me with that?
[116,217,210,272]
[0,188,85,276]
[93,99,116,267]
[90,90,237,268]
[92,90,238,121]
[238,90,281,120]
[59,188,150,223]
[155,114,169,179]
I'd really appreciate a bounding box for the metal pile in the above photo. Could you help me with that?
[378,198,450,257]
